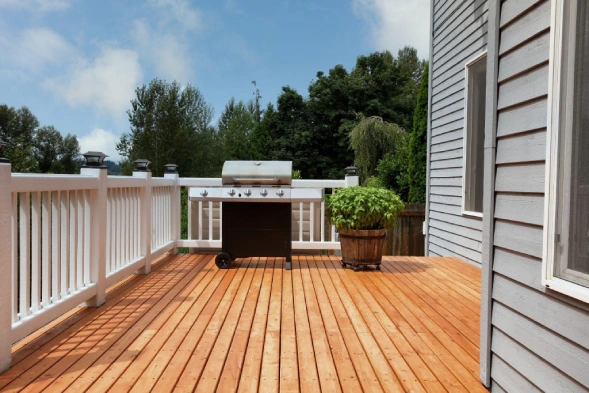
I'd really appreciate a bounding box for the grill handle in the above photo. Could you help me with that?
[232,177,281,185]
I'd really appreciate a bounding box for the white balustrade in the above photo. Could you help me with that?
[0,161,355,373]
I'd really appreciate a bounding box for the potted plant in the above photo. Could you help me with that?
[326,186,404,271]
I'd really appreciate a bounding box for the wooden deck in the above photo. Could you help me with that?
[0,254,486,393]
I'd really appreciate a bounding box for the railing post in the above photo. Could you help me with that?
[134,160,152,274]
[164,164,179,254]
[0,153,12,373]
[344,166,359,187]
[80,152,108,307]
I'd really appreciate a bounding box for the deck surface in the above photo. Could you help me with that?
[0,254,486,392]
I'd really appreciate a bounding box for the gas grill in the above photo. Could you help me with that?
[189,161,323,270]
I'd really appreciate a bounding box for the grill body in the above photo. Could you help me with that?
[189,160,321,270]
[222,202,292,267]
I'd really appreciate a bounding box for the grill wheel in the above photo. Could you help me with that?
[215,252,233,269]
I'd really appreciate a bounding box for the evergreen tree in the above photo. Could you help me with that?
[407,62,429,203]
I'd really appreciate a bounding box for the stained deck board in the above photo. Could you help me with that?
[2,254,485,392]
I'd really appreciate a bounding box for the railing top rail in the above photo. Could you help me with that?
[179,178,223,187]
[291,179,346,188]
[11,174,99,193]
[107,176,145,188]
[179,177,347,189]
[151,178,175,187]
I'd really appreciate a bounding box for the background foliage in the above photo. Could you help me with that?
[2,47,429,204]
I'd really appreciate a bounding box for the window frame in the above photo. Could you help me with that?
[461,50,487,218]
[543,0,589,302]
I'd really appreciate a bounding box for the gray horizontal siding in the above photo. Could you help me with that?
[486,0,589,390]
[498,0,551,55]
[427,0,488,266]
[491,354,542,393]
[491,329,587,392]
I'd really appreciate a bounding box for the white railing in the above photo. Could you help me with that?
[177,177,358,250]
[0,161,355,373]
[8,174,100,344]
[0,167,180,352]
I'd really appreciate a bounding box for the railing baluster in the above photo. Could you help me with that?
[41,191,51,307]
[320,201,325,243]
[19,192,31,318]
[117,188,122,270]
[121,188,129,266]
[84,190,91,285]
[12,193,18,322]
[77,189,84,289]
[106,190,111,274]
[60,190,68,297]
[131,188,136,260]
[310,202,314,242]
[111,190,116,271]
[31,192,41,312]
[299,202,303,242]
[198,201,203,241]
[31,196,40,309]
[208,201,213,241]
[69,191,77,292]
[51,191,60,302]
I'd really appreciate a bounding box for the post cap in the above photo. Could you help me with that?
[134,159,151,172]
[82,151,107,168]
[164,164,178,174]
[345,166,358,176]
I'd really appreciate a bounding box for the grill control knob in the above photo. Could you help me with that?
[200,190,208,197]
[276,189,284,197]
[228,189,235,196]
[244,189,252,197]
[260,189,268,197]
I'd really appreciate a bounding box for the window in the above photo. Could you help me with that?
[544,0,589,301]
[462,52,487,217]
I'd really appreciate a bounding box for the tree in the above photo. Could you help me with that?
[218,97,256,160]
[59,134,81,174]
[0,105,39,173]
[118,79,218,177]
[34,126,63,173]
[349,115,406,183]
[407,62,429,203]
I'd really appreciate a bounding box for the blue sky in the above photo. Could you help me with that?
[0,0,430,161]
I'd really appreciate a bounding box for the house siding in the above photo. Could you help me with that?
[426,0,489,265]
[487,0,589,390]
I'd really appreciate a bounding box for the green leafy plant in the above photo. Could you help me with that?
[326,186,404,231]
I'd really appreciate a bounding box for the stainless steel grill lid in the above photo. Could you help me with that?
[221,161,292,185]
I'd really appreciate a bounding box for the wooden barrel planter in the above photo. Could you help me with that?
[339,229,387,271]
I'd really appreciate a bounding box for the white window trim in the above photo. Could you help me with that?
[461,50,487,219]
[543,0,589,303]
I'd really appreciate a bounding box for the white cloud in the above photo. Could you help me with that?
[148,0,204,31]
[132,19,191,82]
[44,47,143,121]
[352,0,430,58]
[0,0,70,12]
[78,128,122,162]
[0,27,74,72]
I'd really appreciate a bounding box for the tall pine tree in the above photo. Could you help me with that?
[407,62,429,203]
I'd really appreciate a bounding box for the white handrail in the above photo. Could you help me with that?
[11,174,98,192]
[0,163,357,372]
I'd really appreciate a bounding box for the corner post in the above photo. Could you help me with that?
[344,166,359,188]
[134,160,152,274]
[0,158,12,373]
[81,164,108,307]
[164,164,179,254]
